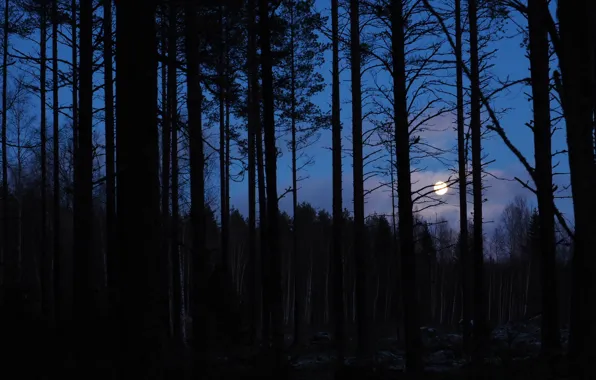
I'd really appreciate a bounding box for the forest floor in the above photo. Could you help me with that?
[15,314,565,378]
[207,350,568,380]
[207,315,570,379]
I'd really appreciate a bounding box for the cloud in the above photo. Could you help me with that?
[274,162,567,236]
[229,109,575,233]
[234,163,530,234]
[361,166,529,228]
[230,155,556,236]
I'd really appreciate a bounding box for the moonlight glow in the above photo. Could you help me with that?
[434,181,448,196]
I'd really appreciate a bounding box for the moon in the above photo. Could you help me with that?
[434,181,448,196]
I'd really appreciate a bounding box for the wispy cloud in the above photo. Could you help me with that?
[229,110,574,233]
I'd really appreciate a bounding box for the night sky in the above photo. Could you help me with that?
[8,2,574,233]
[229,1,574,232]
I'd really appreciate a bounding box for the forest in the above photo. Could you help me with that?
[0,0,593,379]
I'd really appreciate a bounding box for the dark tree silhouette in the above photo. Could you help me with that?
[391,0,422,373]
[468,0,487,364]
[184,0,208,377]
[556,1,596,377]
[349,0,371,359]
[246,0,259,345]
[115,0,165,376]
[1,0,9,294]
[259,0,285,372]
[73,0,93,370]
[527,0,560,357]
[331,0,344,370]
[454,0,471,357]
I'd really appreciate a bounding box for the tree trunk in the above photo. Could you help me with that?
[331,0,344,369]
[289,0,301,349]
[103,0,116,346]
[391,0,421,373]
[468,0,486,363]
[528,0,561,357]
[557,2,596,376]
[160,8,171,336]
[256,78,268,345]
[74,0,94,369]
[40,0,49,322]
[115,0,165,376]
[184,1,207,376]
[51,0,61,326]
[225,81,231,267]
[259,0,285,371]
[1,0,9,292]
[168,1,181,343]
[219,5,229,270]
[71,0,77,196]
[349,0,370,358]
[455,0,471,356]
[247,0,259,344]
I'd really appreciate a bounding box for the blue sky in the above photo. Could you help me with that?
[6,2,574,235]
[229,1,574,233]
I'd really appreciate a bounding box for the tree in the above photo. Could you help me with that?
[218,3,229,270]
[38,0,49,321]
[255,10,268,347]
[391,0,421,372]
[524,209,541,318]
[455,0,471,357]
[468,0,487,363]
[1,0,8,293]
[246,0,259,345]
[159,7,171,336]
[259,0,285,371]
[555,1,596,376]
[184,0,208,376]
[103,0,117,346]
[115,0,165,375]
[275,0,327,349]
[527,0,560,357]
[349,0,370,359]
[73,0,93,368]
[418,221,438,323]
[331,0,344,370]
[167,0,182,342]
[51,0,59,325]
[70,0,77,198]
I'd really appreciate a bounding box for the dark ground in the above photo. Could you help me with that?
[202,317,570,379]
[0,304,570,379]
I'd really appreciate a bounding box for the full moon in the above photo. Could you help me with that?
[434,181,448,196]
